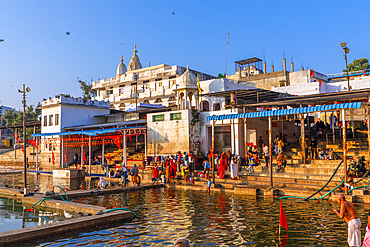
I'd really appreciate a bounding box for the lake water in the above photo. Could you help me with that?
[1,173,370,246]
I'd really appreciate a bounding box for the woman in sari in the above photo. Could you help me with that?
[218,153,227,179]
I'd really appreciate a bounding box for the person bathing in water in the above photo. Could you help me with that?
[333,194,361,247]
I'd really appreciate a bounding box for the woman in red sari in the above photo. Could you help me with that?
[218,153,227,179]
[170,159,177,178]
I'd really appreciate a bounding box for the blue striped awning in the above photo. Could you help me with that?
[32,125,146,137]
[206,102,362,122]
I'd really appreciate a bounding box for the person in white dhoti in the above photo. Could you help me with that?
[333,194,361,247]
[98,177,107,189]
[230,155,239,180]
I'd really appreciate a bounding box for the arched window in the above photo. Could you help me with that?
[213,103,220,111]
[200,100,209,111]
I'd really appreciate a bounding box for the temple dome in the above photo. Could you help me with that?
[178,65,197,85]
[127,44,142,71]
[116,55,127,76]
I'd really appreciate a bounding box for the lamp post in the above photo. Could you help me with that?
[340,42,350,91]
[18,84,31,195]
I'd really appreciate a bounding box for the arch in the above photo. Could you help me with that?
[200,100,209,111]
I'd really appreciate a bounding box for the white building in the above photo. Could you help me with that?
[92,45,215,110]
[41,95,110,134]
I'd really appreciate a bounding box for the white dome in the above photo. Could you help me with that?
[116,55,127,76]
[179,65,197,85]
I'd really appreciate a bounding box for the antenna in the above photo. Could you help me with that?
[262,48,266,62]
[224,31,230,76]
[291,55,293,64]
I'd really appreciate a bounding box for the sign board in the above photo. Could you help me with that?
[120,86,132,99]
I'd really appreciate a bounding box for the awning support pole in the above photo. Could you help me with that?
[212,120,215,184]
[123,132,127,167]
[368,108,370,159]
[81,134,83,169]
[61,137,64,169]
[301,114,306,164]
[244,119,247,158]
[269,116,273,188]
[342,109,348,194]
[332,112,335,143]
[102,137,105,174]
[36,136,38,174]
[145,130,147,168]
[89,136,92,176]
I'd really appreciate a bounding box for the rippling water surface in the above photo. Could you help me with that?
[31,188,370,246]
[2,174,370,246]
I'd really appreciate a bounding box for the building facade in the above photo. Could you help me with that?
[92,45,215,110]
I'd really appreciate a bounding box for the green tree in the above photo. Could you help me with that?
[2,104,41,139]
[343,58,370,72]
[78,78,96,100]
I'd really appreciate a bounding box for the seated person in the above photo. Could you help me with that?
[318,148,329,160]
[109,168,116,178]
[98,177,107,189]
[328,148,339,160]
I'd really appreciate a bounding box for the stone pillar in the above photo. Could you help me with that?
[271,65,274,73]
[291,62,294,72]
[263,62,266,74]
[283,59,286,73]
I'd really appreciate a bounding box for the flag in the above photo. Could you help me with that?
[364,68,367,76]
[111,135,121,149]
[227,31,229,48]
[319,79,322,88]
[127,135,132,142]
[108,154,111,163]
[197,76,203,95]
[279,202,288,232]
[27,140,38,149]
[310,69,315,81]
[14,134,18,141]
[65,149,68,163]
[52,151,55,165]
[22,146,24,153]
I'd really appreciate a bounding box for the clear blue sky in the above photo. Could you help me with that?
[1,0,369,109]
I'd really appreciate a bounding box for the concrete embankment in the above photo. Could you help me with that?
[0,184,162,245]
[0,211,133,245]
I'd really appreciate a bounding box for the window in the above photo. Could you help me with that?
[155,78,162,81]
[49,115,53,126]
[158,82,162,87]
[55,114,59,126]
[152,114,165,122]
[109,90,113,94]
[170,112,181,120]
[43,116,47,127]
[169,76,176,79]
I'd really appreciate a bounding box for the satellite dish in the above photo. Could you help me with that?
[26,87,31,92]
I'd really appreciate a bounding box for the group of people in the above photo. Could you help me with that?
[98,163,140,189]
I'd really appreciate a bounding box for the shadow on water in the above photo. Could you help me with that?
[15,187,370,246]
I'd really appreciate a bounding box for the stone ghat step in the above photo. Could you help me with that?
[246,180,341,190]
[244,175,343,186]
[240,172,344,181]
[278,187,343,198]
[252,166,345,175]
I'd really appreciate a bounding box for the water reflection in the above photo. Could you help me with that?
[19,187,369,246]
[0,197,64,232]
